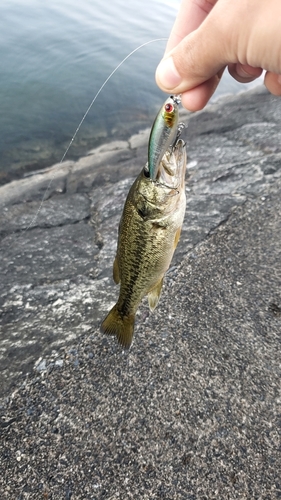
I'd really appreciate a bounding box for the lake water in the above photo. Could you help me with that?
[0,0,261,183]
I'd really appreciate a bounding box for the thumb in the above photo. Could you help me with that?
[155,17,228,94]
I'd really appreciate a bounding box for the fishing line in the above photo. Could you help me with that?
[26,38,168,231]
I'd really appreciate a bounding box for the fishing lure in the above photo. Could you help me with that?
[148,94,182,180]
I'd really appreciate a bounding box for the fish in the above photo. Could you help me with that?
[101,129,187,349]
[148,95,181,180]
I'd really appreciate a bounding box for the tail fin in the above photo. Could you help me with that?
[101,305,135,349]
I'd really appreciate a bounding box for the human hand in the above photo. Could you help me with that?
[156,0,281,111]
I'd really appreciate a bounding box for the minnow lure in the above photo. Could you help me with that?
[148,94,183,180]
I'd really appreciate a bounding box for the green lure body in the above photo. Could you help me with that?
[148,95,179,180]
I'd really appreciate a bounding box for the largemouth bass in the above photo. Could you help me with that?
[101,135,187,349]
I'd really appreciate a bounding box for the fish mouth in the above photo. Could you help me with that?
[155,139,186,190]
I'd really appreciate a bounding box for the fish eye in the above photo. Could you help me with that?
[165,103,174,113]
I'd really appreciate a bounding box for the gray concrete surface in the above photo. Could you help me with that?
[0,86,280,498]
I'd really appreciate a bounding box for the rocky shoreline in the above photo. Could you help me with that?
[0,86,280,498]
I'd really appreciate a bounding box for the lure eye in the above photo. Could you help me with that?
[165,103,174,113]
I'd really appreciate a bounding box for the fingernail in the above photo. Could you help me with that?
[156,56,182,89]
[277,75,281,85]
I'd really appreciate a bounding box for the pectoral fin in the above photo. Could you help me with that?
[113,256,120,284]
[174,227,182,250]
[147,277,164,312]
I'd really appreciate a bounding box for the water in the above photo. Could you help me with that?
[0,0,261,184]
